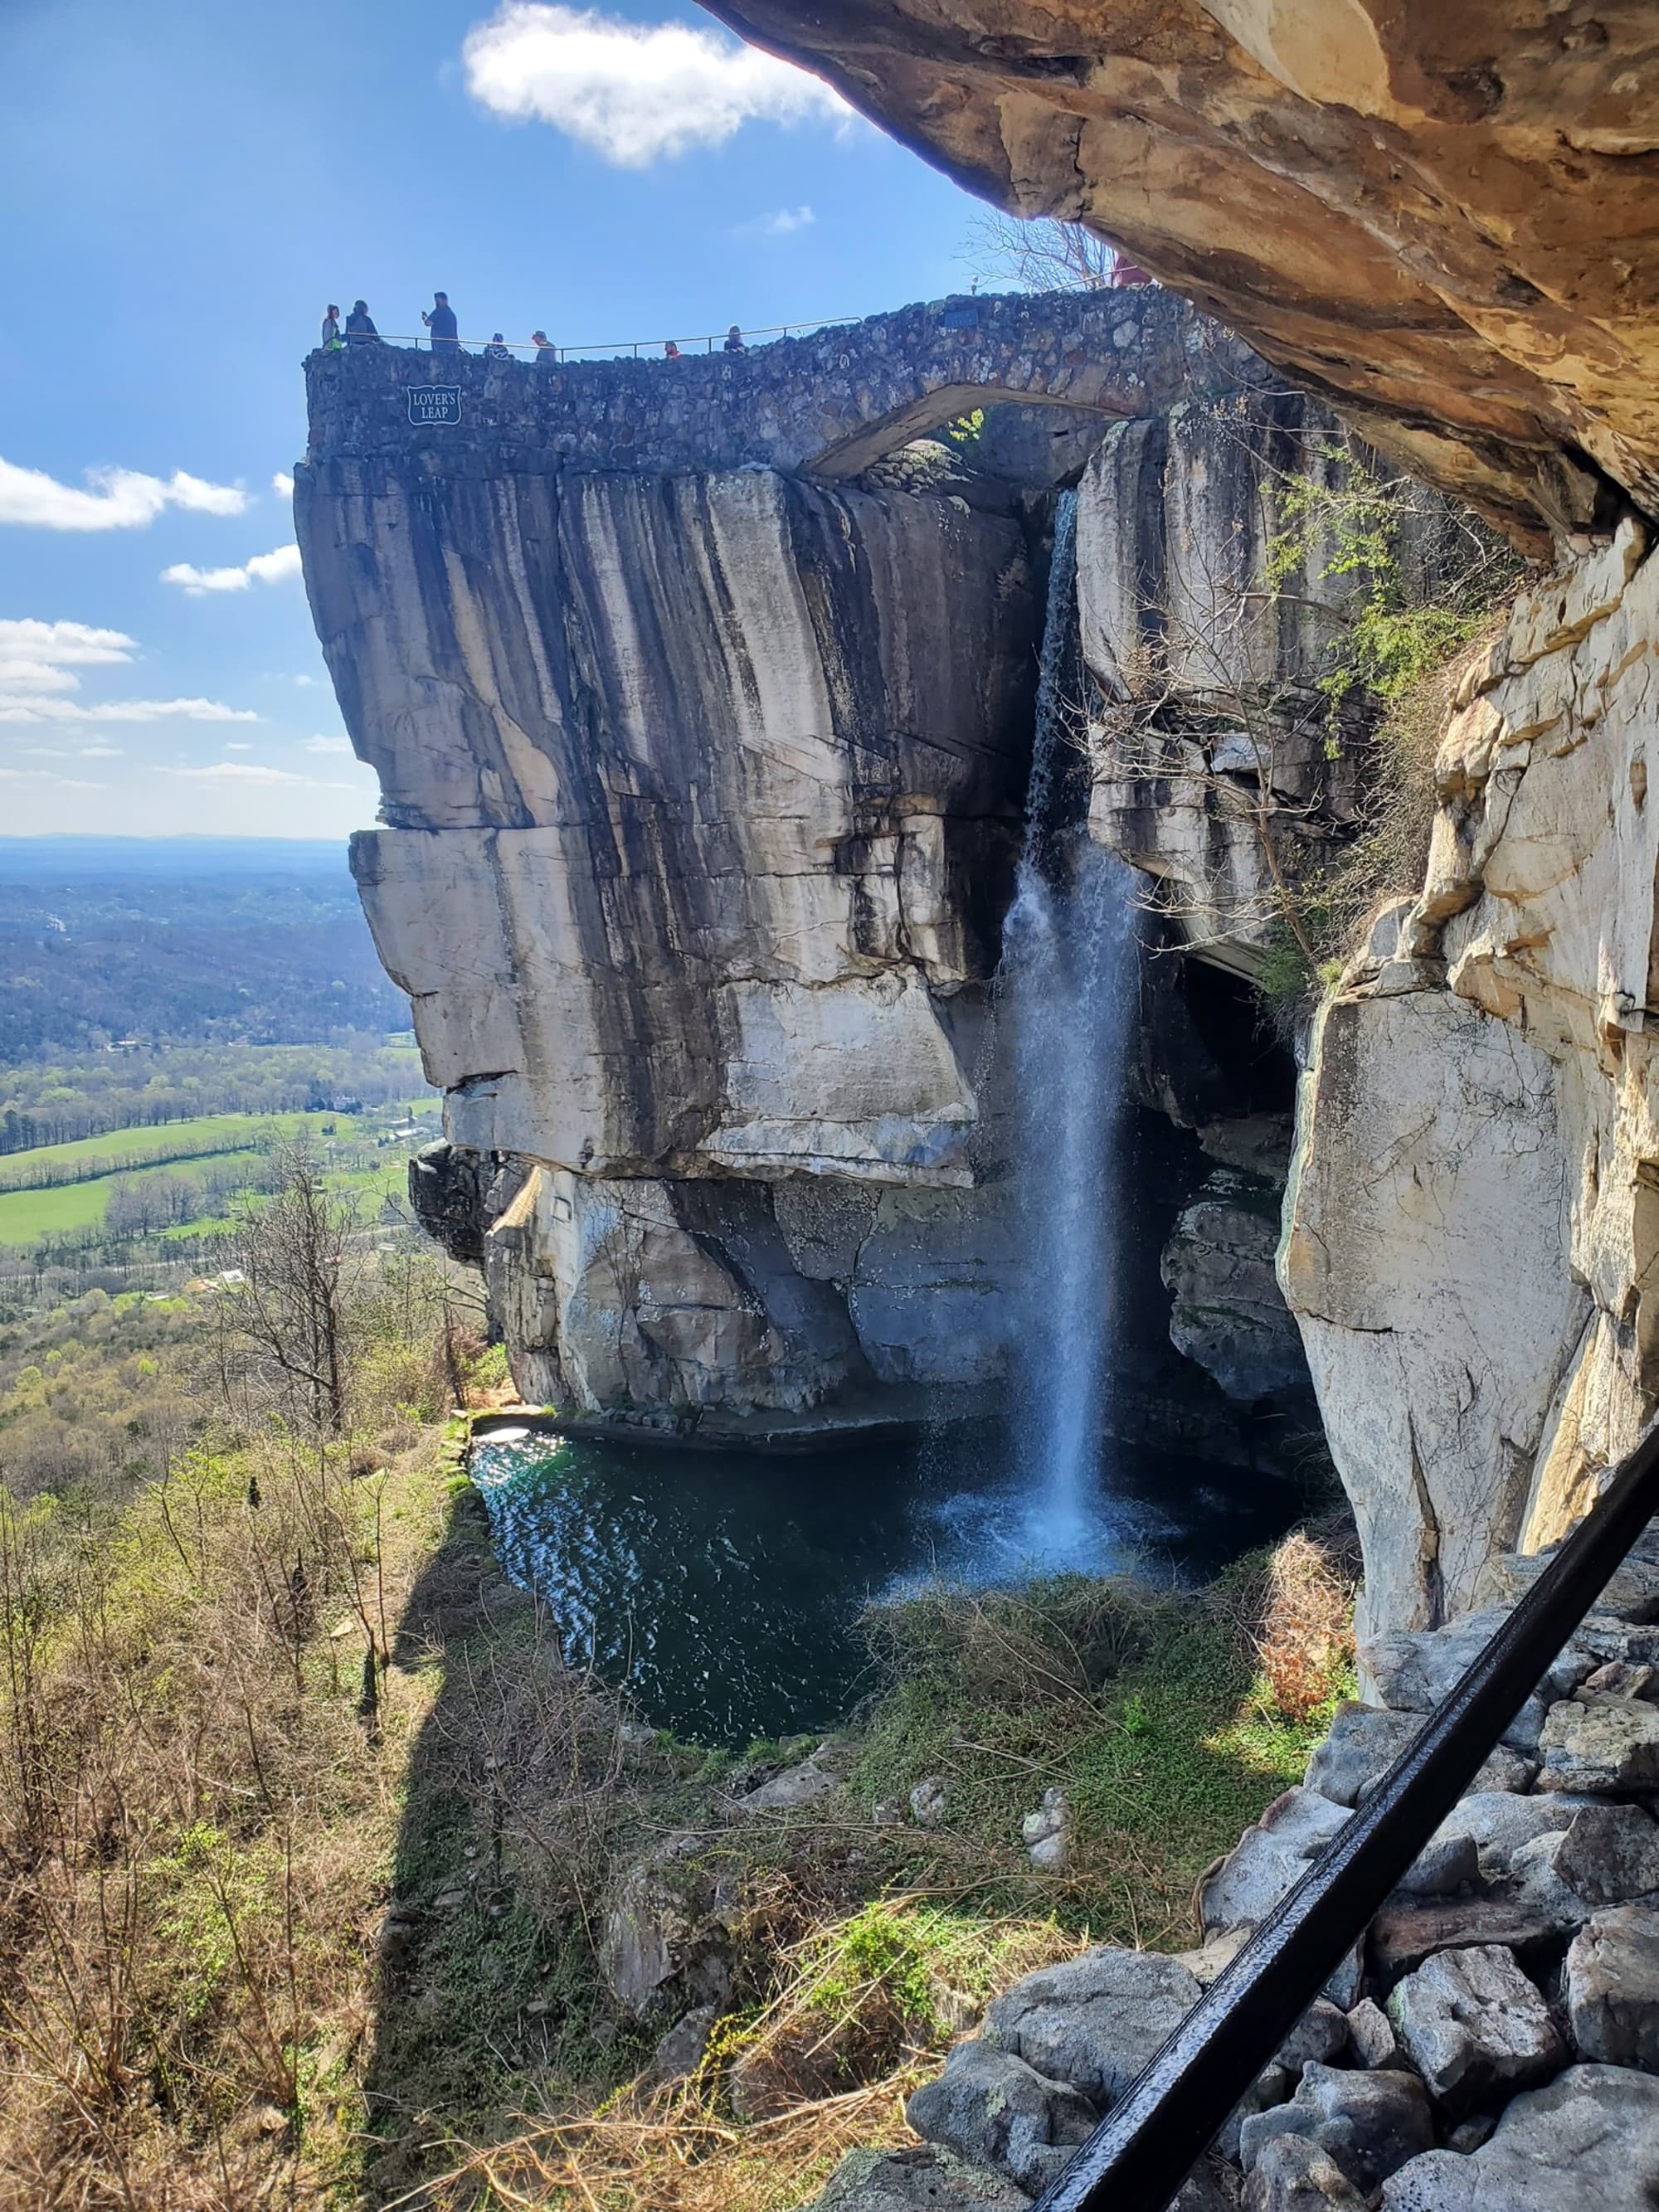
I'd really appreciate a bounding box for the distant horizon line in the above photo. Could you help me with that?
[0,832,357,843]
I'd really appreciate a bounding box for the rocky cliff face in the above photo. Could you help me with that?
[728,0,1659,1635]
[299,318,1342,1451]
[304,450,1035,1428]
[1285,520,1659,1641]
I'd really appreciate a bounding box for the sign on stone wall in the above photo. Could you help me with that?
[408,386,462,426]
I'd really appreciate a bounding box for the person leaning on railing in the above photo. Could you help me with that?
[531,329,557,366]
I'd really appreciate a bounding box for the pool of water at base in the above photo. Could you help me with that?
[469,1426,1301,1748]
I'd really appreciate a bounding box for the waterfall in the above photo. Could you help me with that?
[1001,490,1140,1559]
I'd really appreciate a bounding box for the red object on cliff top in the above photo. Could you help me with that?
[1111,257,1155,288]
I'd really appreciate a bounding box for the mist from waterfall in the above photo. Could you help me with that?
[1001,490,1140,1561]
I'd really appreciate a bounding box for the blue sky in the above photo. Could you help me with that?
[0,0,995,838]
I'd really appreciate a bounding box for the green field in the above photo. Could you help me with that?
[0,1111,338,1193]
[0,1101,440,1248]
[0,1180,120,1243]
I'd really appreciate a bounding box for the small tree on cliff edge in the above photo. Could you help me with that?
[221,1144,367,1436]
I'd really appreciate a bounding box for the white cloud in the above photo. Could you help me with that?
[224,741,254,751]
[0,616,255,728]
[0,619,136,666]
[161,542,303,596]
[0,660,81,693]
[0,459,246,531]
[740,204,815,236]
[78,745,122,757]
[303,734,353,754]
[272,472,295,498]
[461,3,849,166]
[0,695,259,725]
[159,761,307,785]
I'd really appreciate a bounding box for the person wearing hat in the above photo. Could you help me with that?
[531,330,557,365]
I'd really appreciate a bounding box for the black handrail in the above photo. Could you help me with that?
[1034,1421,1659,2212]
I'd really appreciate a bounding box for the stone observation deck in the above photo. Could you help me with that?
[303,286,1263,479]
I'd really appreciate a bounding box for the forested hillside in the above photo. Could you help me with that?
[0,839,404,1065]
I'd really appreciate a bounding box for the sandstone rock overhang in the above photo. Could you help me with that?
[301,285,1261,480]
[698,0,1659,552]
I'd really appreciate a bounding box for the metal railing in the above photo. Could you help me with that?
[323,314,862,363]
[1032,1419,1659,2211]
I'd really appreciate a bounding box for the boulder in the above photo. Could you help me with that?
[1537,1698,1659,1792]
[1360,1613,1593,1753]
[1347,1998,1400,2069]
[1201,1791,1350,1935]
[1239,2063,1434,2194]
[907,2041,1097,2196]
[650,2004,718,2082]
[1243,2137,1366,2212]
[1390,1832,1481,1902]
[1506,1803,1659,1926]
[1160,1185,1311,1403]
[1276,2000,1350,2077]
[598,1835,735,2020]
[809,2144,1033,2212]
[982,1947,1201,2106]
[1378,2064,1659,2209]
[1306,1706,1531,1810]
[1566,1907,1659,2069]
[1370,1896,1564,1979]
[1429,1791,1599,1880]
[1386,1944,1564,2110]
[736,1753,843,1814]
[910,1778,950,1827]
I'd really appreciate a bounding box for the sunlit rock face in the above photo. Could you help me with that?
[1282,523,1659,1638]
[300,454,1038,1426]
[700,0,1659,549]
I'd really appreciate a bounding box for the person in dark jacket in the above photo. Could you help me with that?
[421,292,460,352]
[484,332,511,361]
[344,300,380,344]
[531,330,557,365]
[723,323,746,353]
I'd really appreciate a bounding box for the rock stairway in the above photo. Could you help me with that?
[810,1529,1659,2210]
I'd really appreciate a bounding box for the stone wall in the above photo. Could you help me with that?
[302,287,1259,480]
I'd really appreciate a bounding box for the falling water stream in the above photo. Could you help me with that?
[1000,491,1141,1558]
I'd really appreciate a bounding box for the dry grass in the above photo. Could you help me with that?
[406,1899,1080,2212]
[1238,1527,1359,1724]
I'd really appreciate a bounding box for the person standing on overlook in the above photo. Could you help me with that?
[422,292,460,352]
[723,323,746,353]
[531,329,557,365]
[345,300,380,344]
[320,305,342,351]
[484,332,511,361]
